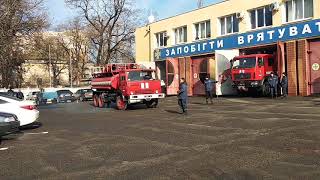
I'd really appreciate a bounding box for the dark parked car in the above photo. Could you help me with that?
[56,90,75,103]
[0,112,20,138]
[74,89,93,101]
[36,92,58,105]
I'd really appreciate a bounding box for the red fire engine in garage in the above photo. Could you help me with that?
[91,63,165,110]
[231,54,278,96]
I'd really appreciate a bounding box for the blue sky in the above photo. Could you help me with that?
[45,0,222,26]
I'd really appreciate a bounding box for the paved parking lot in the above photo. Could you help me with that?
[1,97,320,180]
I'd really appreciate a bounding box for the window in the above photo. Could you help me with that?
[250,6,273,29]
[128,71,153,81]
[174,26,187,44]
[286,0,313,22]
[232,57,256,69]
[155,32,167,48]
[258,58,264,66]
[0,99,7,104]
[220,14,239,35]
[194,20,211,40]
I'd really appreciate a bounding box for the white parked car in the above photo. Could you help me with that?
[0,94,39,126]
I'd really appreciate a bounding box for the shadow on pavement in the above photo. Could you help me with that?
[20,122,43,131]
[165,110,181,114]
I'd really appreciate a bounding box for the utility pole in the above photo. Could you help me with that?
[149,26,151,62]
[49,44,52,87]
[197,0,204,8]
[69,49,73,88]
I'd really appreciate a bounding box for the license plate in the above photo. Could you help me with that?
[67,100,71,103]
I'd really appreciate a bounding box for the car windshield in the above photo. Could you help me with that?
[42,92,58,99]
[232,57,257,69]
[0,94,23,101]
[127,71,156,81]
[57,90,72,95]
[82,89,92,93]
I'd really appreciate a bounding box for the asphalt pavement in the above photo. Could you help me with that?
[1,96,320,180]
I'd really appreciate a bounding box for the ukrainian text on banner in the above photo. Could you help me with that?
[158,19,320,59]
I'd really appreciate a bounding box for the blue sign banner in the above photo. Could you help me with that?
[157,19,320,59]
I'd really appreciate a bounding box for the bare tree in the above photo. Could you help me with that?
[0,0,47,88]
[30,33,69,87]
[65,0,139,65]
[57,18,90,86]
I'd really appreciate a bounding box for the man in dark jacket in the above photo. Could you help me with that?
[281,72,288,98]
[16,90,24,100]
[204,76,218,104]
[268,72,279,98]
[7,87,15,97]
[178,78,188,114]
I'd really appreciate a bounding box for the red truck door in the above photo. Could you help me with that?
[256,57,265,80]
[309,41,320,94]
[119,73,127,95]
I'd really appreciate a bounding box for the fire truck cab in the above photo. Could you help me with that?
[231,54,278,96]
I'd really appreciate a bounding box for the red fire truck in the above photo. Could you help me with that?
[91,63,165,110]
[231,54,278,96]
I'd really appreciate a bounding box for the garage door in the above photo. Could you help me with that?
[166,58,179,95]
[192,58,209,95]
[309,41,320,94]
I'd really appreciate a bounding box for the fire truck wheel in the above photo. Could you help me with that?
[146,99,158,108]
[98,95,105,108]
[262,82,271,97]
[116,96,127,110]
[93,94,99,107]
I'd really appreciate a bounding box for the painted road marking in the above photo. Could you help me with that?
[188,124,212,128]
[25,131,49,135]
[0,147,9,151]
[226,99,255,104]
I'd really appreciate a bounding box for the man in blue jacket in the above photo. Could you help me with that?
[178,78,188,114]
[268,72,279,99]
[204,76,218,104]
[280,72,288,98]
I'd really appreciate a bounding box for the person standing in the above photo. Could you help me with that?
[16,90,24,100]
[268,72,279,99]
[281,72,288,98]
[7,87,14,97]
[177,78,188,114]
[204,76,217,104]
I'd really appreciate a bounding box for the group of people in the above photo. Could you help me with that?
[7,87,24,100]
[268,72,288,98]
[177,76,217,115]
[177,72,289,114]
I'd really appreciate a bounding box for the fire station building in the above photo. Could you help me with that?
[135,0,320,96]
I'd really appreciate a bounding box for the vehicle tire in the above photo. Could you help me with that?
[93,94,99,107]
[262,81,271,97]
[116,96,127,110]
[98,94,105,108]
[146,99,158,108]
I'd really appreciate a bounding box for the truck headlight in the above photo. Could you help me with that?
[251,81,259,86]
